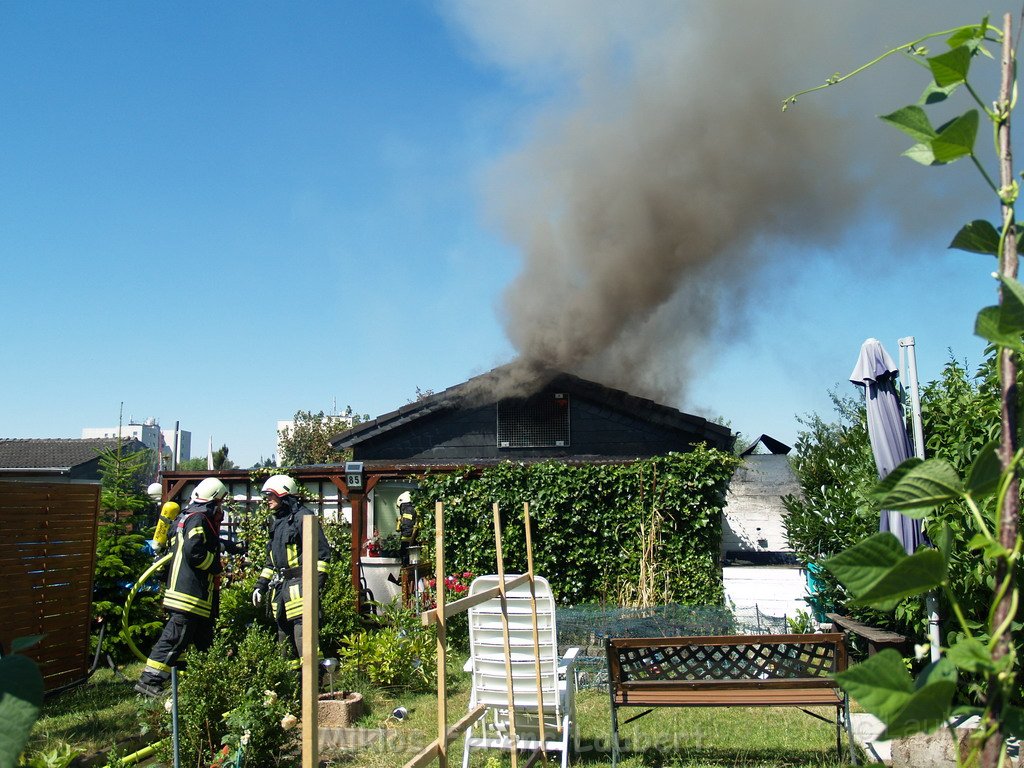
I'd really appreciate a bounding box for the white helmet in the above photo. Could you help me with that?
[396,491,412,506]
[146,482,163,500]
[261,474,299,499]
[191,477,229,503]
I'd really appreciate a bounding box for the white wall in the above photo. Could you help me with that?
[720,454,801,556]
[723,565,809,623]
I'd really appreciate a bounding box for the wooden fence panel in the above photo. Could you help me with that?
[0,480,100,692]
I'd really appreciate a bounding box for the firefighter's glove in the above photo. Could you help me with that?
[252,585,266,607]
[221,538,247,556]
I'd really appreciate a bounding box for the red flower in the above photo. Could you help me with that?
[453,583,467,593]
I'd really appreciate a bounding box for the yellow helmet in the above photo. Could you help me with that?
[261,474,299,499]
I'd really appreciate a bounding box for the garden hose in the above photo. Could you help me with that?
[112,739,166,766]
[122,552,173,664]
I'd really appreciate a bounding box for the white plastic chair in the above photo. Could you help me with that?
[462,574,579,768]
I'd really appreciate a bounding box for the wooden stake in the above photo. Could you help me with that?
[435,502,447,768]
[492,502,519,768]
[301,514,319,768]
[524,502,549,754]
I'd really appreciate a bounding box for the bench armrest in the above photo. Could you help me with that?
[559,646,581,672]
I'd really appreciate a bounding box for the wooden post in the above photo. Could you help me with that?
[435,501,447,768]
[301,514,319,768]
[524,502,549,750]
[493,503,519,768]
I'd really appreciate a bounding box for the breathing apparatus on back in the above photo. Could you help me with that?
[153,501,181,552]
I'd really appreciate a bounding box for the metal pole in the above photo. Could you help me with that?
[172,421,180,471]
[898,337,926,461]
[898,336,941,664]
[171,665,181,768]
[301,515,320,768]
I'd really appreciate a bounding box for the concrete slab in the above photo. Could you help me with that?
[851,713,891,765]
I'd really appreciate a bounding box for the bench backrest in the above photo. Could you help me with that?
[607,633,847,689]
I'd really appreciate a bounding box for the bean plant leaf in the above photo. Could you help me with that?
[931,109,978,163]
[975,306,1024,353]
[928,45,972,87]
[934,522,953,567]
[966,440,1002,499]
[884,659,958,738]
[920,79,959,105]
[975,275,1024,351]
[0,654,44,767]
[880,105,936,142]
[824,532,946,610]
[836,650,956,738]
[946,637,994,674]
[949,219,1000,256]
[10,635,43,654]
[873,458,922,499]
[946,22,988,51]
[872,458,964,516]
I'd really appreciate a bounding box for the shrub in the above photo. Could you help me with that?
[783,355,1024,667]
[336,602,437,690]
[164,626,299,767]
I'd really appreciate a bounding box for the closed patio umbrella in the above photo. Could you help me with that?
[850,337,927,553]
[851,337,939,660]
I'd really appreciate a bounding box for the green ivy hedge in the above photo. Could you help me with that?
[412,445,739,607]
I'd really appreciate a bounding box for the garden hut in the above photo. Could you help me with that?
[328,364,734,610]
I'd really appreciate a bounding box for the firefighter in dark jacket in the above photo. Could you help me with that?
[251,474,331,670]
[135,477,228,697]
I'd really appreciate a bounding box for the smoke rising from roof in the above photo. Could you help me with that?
[445,0,984,405]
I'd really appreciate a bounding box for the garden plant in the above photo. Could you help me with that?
[785,15,1022,765]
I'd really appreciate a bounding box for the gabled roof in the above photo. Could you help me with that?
[740,434,792,456]
[0,438,147,472]
[330,364,732,450]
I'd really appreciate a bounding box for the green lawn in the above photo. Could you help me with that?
[27,665,866,767]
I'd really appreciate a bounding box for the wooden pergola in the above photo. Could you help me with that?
[157,462,471,614]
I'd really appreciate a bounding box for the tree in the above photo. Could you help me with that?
[786,17,1021,764]
[93,442,163,661]
[212,443,235,470]
[278,409,356,467]
[176,444,237,471]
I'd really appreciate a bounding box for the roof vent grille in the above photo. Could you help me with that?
[497,392,570,449]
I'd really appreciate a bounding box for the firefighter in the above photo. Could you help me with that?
[395,491,418,565]
[251,474,331,671]
[135,477,229,697]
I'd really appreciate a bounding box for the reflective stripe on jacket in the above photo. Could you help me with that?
[162,503,222,618]
[256,501,331,616]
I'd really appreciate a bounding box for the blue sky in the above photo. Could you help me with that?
[1,1,999,466]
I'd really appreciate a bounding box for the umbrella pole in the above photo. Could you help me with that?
[899,336,942,664]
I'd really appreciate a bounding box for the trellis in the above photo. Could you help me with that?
[404,501,551,768]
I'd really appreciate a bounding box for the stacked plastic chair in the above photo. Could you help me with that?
[462,574,580,768]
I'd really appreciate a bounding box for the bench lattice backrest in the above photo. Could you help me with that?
[611,633,844,683]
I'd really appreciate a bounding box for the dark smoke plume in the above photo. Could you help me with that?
[445,0,983,405]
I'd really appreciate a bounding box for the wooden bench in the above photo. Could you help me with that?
[826,612,910,657]
[605,633,857,766]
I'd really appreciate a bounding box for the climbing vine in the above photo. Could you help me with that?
[411,445,739,607]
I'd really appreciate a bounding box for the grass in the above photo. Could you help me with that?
[26,661,867,767]
[24,662,150,760]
